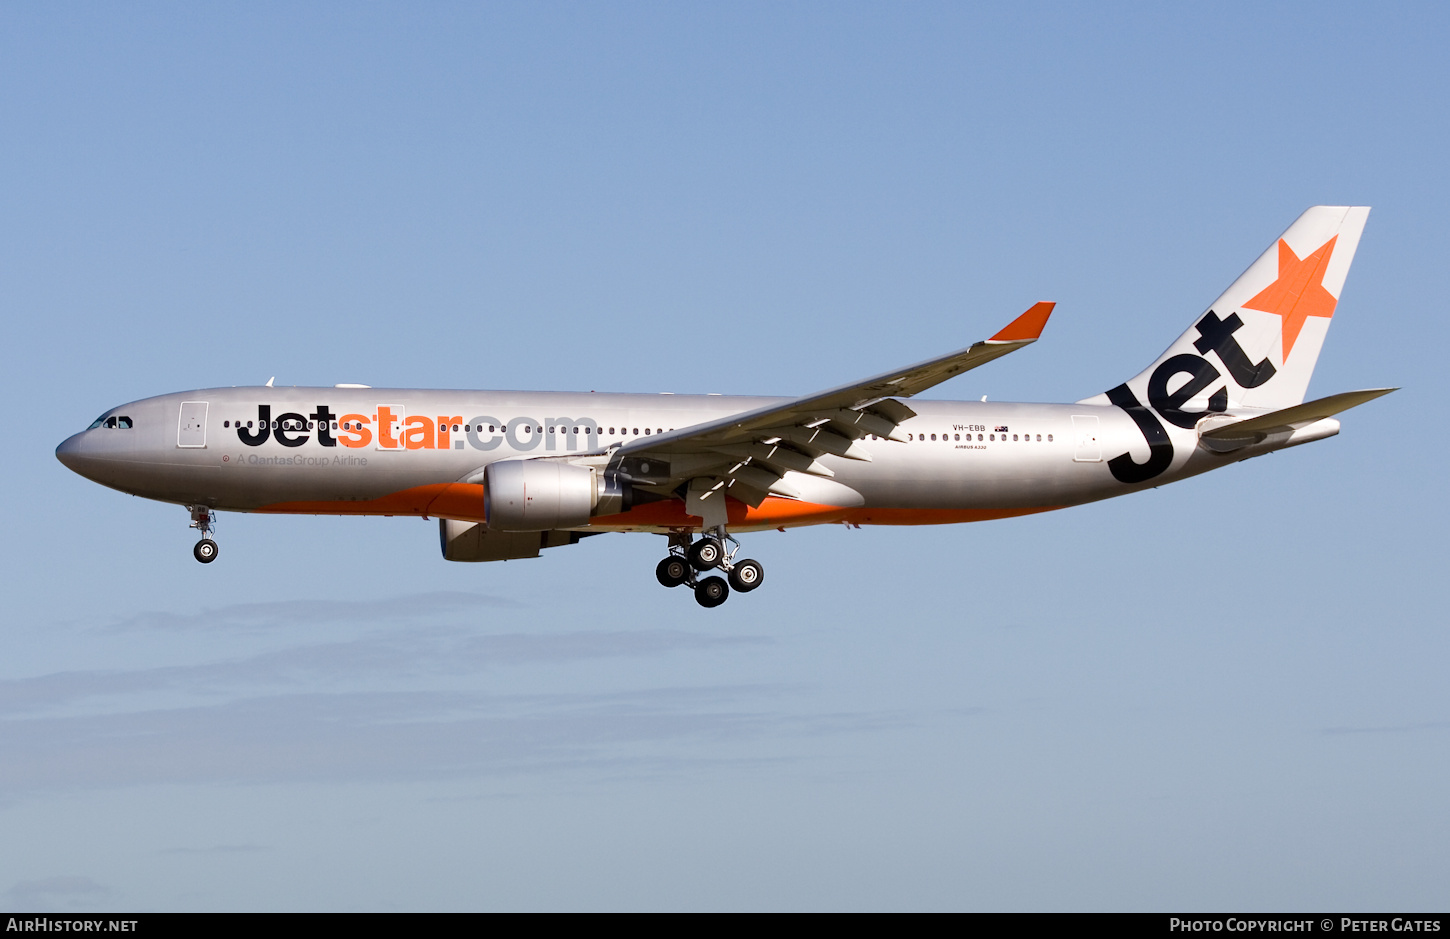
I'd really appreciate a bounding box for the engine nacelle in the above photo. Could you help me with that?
[484,461,631,531]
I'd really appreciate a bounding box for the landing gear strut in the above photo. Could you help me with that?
[189,505,219,564]
[654,527,765,607]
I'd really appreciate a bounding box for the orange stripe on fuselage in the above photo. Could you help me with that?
[588,497,1061,530]
[842,505,1060,525]
[255,486,1061,530]
[256,483,486,520]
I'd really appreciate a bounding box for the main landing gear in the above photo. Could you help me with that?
[655,529,764,608]
[189,505,219,564]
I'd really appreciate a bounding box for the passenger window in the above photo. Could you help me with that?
[1048,434,1054,442]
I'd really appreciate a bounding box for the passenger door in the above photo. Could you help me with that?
[177,401,208,448]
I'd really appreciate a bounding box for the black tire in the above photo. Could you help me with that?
[688,537,723,570]
[194,539,219,564]
[728,558,764,593]
[656,556,689,588]
[694,576,729,608]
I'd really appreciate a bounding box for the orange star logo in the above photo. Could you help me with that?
[1241,235,1339,360]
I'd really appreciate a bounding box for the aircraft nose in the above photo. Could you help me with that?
[55,431,115,482]
[55,432,88,472]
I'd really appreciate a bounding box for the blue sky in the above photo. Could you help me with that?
[1,2,1447,911]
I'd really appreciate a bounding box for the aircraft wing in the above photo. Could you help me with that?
[602,302,1054,509]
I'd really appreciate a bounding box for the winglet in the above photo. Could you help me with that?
[988,302,1055,343]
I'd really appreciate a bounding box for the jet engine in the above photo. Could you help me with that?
[484,460,630,531]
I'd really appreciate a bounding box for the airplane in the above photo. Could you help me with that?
[56,206,1394,608]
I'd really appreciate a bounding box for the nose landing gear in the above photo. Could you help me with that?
[654,528,765,608]
[188,505,219,564]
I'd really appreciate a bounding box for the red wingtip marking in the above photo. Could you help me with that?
[989,301,1055,342]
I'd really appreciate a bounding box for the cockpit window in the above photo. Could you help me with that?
[87,414,133,430]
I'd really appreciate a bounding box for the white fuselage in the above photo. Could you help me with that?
[55,385,1322,534]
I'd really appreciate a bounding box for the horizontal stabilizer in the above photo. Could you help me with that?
[1199,387,1396,448]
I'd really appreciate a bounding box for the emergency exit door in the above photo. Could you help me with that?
[1071,414,1101,462]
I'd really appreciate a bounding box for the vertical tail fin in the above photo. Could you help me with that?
[1081,206,1370,414]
